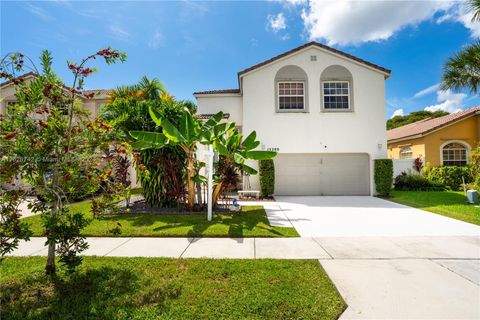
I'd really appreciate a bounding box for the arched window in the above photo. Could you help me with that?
[399,146,412,159]
[442,142,468,166]
[275,65,308,112]
[320,65,353,112]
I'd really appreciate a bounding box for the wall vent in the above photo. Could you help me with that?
[310,55,317,61]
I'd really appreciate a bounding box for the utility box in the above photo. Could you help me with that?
[467,190,478,204]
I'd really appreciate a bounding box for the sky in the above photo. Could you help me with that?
[1,0,479,119]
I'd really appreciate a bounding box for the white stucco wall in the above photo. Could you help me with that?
[196,45,388,195]
[393,158,420,178]
[242,47,387,194]
[194,94,243,125]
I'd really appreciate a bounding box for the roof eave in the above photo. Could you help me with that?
[237,42,391,81]
[194,92,242,98]
[387,110,480,143]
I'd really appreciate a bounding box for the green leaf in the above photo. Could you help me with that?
[129,131,168,147]
[148,105,162,126]
[180,111,197,142]
[242,164,258,175]
[245,150,277,160]
[203,111,224,128]
[159,117,185,143]
[242,131,258,150]
[130,141,154,150]
[213,140,229,156]
[233,152,246,164]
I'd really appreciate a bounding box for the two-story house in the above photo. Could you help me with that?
[0,72,111,116]
[194,42,391,196]
[1,72,140,189]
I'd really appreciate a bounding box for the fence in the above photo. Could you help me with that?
[392,158,421,178]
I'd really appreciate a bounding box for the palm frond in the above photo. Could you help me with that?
[441,40,480,94]
[466,0,480,22]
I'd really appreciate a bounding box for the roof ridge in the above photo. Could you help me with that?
[387,106,480,141]
[237,41,391,77]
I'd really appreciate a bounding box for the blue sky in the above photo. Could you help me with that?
[1,0,479,118]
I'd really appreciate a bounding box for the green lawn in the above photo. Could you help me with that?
[24,200,299,237]
[0,257,346,320]
[390,190,480,225]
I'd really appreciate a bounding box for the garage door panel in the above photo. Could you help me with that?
[274,154,369,196]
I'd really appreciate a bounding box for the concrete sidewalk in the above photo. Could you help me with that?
[9,236,480,319]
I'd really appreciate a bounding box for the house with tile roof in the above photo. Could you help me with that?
[387,106,480,166]
[194,42,391,196]
[0,72,111,117]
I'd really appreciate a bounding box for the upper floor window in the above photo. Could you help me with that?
[278,82,305,110]
[399,146,412,159]
[320,65,353,112]
[275,65,308,112]
[442,142,468,166]
[323,81,350,110]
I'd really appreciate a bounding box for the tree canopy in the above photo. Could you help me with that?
[387,110,449,130]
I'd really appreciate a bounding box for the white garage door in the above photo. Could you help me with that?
[274,154,370,196]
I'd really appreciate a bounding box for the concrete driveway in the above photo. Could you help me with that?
[262,196,480,319]
[266,196,480,237]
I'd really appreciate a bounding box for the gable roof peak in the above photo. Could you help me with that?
[237,41,391,78]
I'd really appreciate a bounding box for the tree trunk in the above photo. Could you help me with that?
[212,182,223,207]
[186,156,195,210]
[196,181,202,206]
[45,242,56,275]
[45,201,57,275]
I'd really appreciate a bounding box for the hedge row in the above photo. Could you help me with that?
[259,159,275,197]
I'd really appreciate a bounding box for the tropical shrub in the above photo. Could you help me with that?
[214,157,240,200]
[130,108,277,210]
[414,156,424,173]
[211,129,277,206]
[470,144,480,189]
[0,190,33,257]
[374,159,393,196]
[394,172,445,191]
[259,159,275,197]
[101,80,188,207]
[424,166,473,190]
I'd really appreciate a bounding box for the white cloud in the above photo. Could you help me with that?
[424,90,466,113]
[299,0,453,45]
[284,0,307,6]
[25,3,52,21]
[267,13,287,32]
[439,4,480,38]
[109,25,131,41]
[413,83,440,99]
[391,108,405,118]
[148,31,165,49]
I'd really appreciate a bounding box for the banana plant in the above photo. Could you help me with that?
[130,107,231,210]
[212,128,277,206]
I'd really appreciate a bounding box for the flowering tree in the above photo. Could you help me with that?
[0,48,125,274]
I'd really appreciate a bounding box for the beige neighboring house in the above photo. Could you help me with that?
[0,72,111,117]
[0,72,140,189]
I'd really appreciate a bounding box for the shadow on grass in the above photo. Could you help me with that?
[0,267,181,320]
[88,207,291,237]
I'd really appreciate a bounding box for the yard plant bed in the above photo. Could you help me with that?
[390,190,480,225]
[23,201,299,237]
[0,257,346,320]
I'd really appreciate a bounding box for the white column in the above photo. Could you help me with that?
[205,145,214,221]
